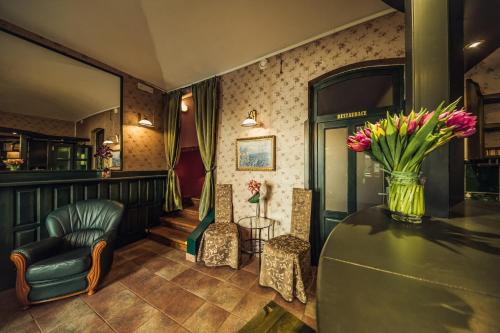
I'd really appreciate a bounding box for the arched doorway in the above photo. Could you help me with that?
[308,60,405,261]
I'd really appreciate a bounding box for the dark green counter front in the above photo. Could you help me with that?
[317,202,500,332]
[0,171,166,291]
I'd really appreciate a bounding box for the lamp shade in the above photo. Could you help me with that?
[241,118,258,127]
[138,113,153,127]
[241,109,258,127]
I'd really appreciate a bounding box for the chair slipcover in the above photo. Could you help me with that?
[197,184,239,269]
[259,188,312,303]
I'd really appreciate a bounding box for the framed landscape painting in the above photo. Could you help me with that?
[236,135,276,171]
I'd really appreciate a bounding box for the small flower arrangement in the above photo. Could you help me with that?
[347,99,476,223]
[94,145,112,175]
[247,179,262,217]
[94,145,112,160]
[2,159,24,171]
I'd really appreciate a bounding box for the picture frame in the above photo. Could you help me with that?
[236,135,276,171]
[110,150,121,170]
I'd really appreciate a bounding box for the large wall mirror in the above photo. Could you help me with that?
[0,29,122,172]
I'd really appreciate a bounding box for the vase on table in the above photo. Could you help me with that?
[248,192,261,218]
[387,171,425,224]
[346,99,477,224]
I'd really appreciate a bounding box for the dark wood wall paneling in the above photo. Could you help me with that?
[0,172,166,291]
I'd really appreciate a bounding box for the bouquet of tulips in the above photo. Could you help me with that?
[347,99,476,222]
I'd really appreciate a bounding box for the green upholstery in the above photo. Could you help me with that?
[11,199,124,303]
[26,247,91,283]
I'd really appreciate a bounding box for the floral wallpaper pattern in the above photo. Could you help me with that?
[216,12,405,236]
[466,48,500,95]
[0,110,75,137]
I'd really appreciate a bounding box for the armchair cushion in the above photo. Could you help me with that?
[26,247,91,283]
[12,237,62,266]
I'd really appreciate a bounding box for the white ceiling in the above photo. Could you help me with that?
[0,0,391,91]
[0,30,120,121]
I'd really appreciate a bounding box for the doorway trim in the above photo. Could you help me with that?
[306,58,405,262]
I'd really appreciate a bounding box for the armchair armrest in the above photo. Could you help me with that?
[91,231,114,251]
[87,231,114,296]
[12,237,62,266]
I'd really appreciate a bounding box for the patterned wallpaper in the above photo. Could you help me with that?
[0,110,74,137]
[0,19,166,171]
[216,12,405,235]
[466,48,500,95]
[122,75,165,170]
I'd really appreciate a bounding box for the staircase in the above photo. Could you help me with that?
[149,198,200,251]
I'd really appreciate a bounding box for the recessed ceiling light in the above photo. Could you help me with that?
[465,40,484,49]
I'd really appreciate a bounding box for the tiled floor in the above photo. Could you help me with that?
[0,239,317,333]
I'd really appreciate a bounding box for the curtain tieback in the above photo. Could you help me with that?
[205,166,217,172]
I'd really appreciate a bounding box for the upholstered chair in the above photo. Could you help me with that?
[197,184,239,269]
[259,188,313,303]
[10,199,124,308]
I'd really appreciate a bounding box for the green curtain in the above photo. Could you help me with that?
[193,77,219,220]
[164,90,183,212]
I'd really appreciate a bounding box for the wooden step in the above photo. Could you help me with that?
[159,215,199,233]
[149,226,188,251]
[180,206,199,220]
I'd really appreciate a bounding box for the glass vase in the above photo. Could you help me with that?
[387,171,425,224]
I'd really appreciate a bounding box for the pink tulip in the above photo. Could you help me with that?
[420,111,435,126]
[446,110,477,138]
[407,119,418,135]
[347,129,371,152]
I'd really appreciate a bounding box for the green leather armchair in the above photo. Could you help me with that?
[10,199,124,308]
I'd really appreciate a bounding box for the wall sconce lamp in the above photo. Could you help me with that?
[138,113,153,127]
[241,109,258,127]
[181,101,188,112]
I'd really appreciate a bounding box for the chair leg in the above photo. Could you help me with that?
[86,240,107,296]
[10,253,31,308]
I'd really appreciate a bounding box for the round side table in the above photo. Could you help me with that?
[237,216,275,267]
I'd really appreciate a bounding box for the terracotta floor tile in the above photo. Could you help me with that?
[118,246,157,261]
[171,268,207,291]
[131,252,161,267]
[161,288,205,323]
[183,302,229,333]
[155,258,190,281]
[142,280,180,311]
[133,311,180,332]
[29,296,76,320]
[248,281,279,300]
[35,298,95,332]
[205,282,246,312]
[228,270,258,290]
[107,298,160,333]
[81,282,127,313]
[273,295,307,319]
[161,248,196,266]
[0,307,38,333]
[217,314,247,333]
[1,318,40,333]
[140,239,173,255]
[113,252,131,266]
[101,260,142,286]
[241,256,260,275]
[302,314,317,331]
[193,263,237,280]
[47,311,113,333]
[121,267,169,297]
[231,292,271,321]
[87,288,139,319]
[142,255,183,273]
[186,274,223,299]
